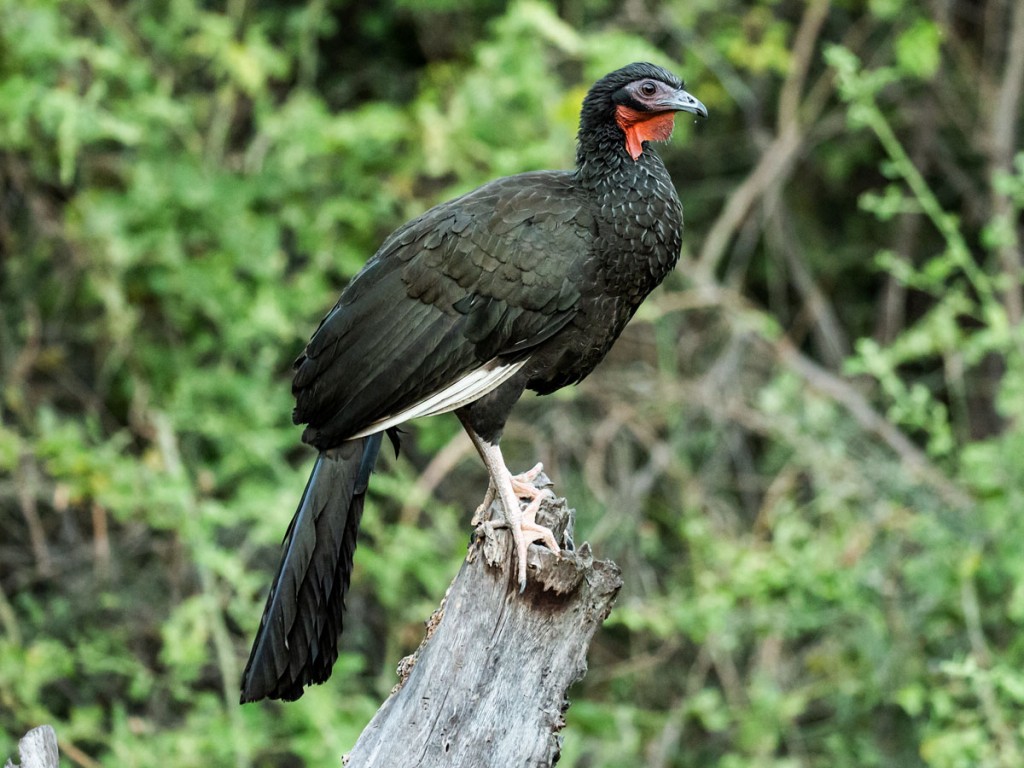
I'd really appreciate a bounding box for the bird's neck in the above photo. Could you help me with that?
[574,122,671,195]
[573,120,684,291]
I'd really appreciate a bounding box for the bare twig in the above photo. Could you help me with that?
[695,0,834,281]
[655,284,973,510]
[695,123,804,280]
[0,582,20,645]
[960,572,1023,767]
[777,0,831,133]
[90,503,111,580]
[151,414,253,768]
[399,429,474,523]
[16,455,51,578]
[769,200,850,367]
[648,645,713,768]
[987,0,1024,326]
[771,335,972,509]
[52,738,99,768]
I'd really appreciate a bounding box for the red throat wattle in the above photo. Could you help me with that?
[615,105,677,161]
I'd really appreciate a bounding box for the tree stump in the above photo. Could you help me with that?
[4,726,59,768]
[345,487,622,767]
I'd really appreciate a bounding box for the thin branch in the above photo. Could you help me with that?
[90,503,111,580]
[648,645,713,768]
[988,0,1024,168]
[777,0,832,133]
[399,429,474,524]
[16,455,51,578]
[695,0,837,281]
[960,572,1023,767]
[988,0,1024,326]
[655,284,973,509]
[151,414,253,768]
[768,197,850,367]
[695,123,803,280]
[53,738,100,768]
[771,335,971,509]
[0,582,20,646]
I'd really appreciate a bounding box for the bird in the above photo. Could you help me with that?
[240,61,707,703]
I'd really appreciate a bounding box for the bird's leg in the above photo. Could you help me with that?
[461,427,560,590]
[485,452,559,591]
[471,462,545,525]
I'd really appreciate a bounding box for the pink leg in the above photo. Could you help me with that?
[461,426,560,590]
[471,462,546,524]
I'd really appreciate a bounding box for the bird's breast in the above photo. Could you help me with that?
[589,177,683,301]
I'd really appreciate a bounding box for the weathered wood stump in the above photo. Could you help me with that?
[4,726,59,768]
[345,487,622,767]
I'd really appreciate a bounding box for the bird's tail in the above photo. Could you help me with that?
[240,434,382,703]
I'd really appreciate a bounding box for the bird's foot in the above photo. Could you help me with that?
[510,462,545,497]
[455,417,564,591]
[506,488,559,592]
[472,461,560,589]
[471,462,546,525]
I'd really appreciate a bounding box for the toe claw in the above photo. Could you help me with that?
[457,427,560,591]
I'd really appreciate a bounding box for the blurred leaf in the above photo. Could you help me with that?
[896,18,942,79]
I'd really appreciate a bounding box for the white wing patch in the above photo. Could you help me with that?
[348,357,529,438]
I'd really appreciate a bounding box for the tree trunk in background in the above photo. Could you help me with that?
[345,491,622,767]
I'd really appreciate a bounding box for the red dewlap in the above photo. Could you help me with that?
[615,105,677,160]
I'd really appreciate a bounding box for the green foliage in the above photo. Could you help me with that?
[3,0,1023,766]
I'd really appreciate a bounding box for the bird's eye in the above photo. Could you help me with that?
[640,81,657,97]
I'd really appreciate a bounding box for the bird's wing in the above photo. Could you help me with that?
[292,171,593,448]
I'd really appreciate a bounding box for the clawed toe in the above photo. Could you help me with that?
[458,416,562,590]
[511,488,559,590]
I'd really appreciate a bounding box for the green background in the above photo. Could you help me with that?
[2,0,1023,765]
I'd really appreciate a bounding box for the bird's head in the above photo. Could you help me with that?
[579,62,707,161]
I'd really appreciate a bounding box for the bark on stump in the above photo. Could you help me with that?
[4,726,59,768]
[345,487,622,767]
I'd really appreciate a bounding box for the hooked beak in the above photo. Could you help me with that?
[657,87,708,119]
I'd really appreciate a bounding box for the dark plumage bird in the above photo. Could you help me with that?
[241,62,707,703]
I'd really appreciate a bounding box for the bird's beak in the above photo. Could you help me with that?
[657,87,708,119]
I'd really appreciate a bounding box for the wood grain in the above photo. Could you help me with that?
[345,489,621,767]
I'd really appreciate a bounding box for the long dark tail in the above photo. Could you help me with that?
[240,434,383,703]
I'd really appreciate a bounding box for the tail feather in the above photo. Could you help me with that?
[240,434,382,703]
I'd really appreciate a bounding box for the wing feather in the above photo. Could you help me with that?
[293,170,593,449]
